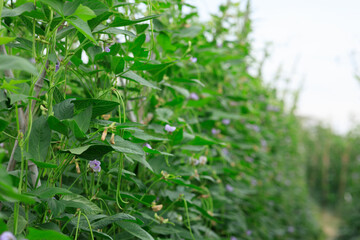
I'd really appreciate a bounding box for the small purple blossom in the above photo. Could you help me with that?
[189,92,199,100]
[251,179,257,186]
[211,128,220,135]
[55,62,60,72]
[222,119,230,125]
[89,160,101,172]
[226,184,234,192]
[104,46,110,53]
[222,148,229,156]
[246,230,252,236]
[287,226,295,233]
[267,105,280,112]
[143,143,152,149]
[246,124,260,132]
[216,42,223,48]
[199,156,207,165]
[0,231,16,240]
[230,237,237,240]
[245,156,254,163]
[164,124,176,133]
[190,57,197,63]
[189,157,199,166]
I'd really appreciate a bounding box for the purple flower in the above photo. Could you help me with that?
[222,148,229,156]
[246,124,260,132]
[251,179,257,186]
[267,105,280,112]
[189,92,199,100]
[55,62,60,72]
[89,160,101,172]
[104,46,110,52]
[287,226,295,233]
[211,128,220,135]
[222,119,230,125]
[230,237,237,240]
[261,139,267,148]
[189,157,199,166]
[190,57,197,63]
[164,124,176,133]
[143,143,152,149]
[0,231,16,240]
[199,156,207,165]
[245,156,254,163]
[226,184,234,192]
[246,230,252,236]
[216,42,223,48]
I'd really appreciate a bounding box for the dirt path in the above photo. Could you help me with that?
[320,210,341,240]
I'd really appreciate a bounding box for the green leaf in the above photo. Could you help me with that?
[64,145,113,159]
[94,26,136,38]
[38,0,64,16]
[53,99,74,120]
[0,180,35,203]
[0,118,8,132]
[187,135,219,146]
[74,105,92,132]
[110,14,161,27]
[27,186,72,199]
[1,3,35,17]
[0,55,37,75]
[155,108,173,123]
[62,194,102,215]
[71,99,119,118]
[121,71,160,90]
[0,37,16,45]
[116,221,154,240]
[131,131,167,141]
[26,227,71,240]
[111,136,144,155]
[125,154,153,172]
[68,16,96,43]
[7,214,27,235]
[31,160,58,169]
[156,32,176,51]
[28,116,51,162]
[66,119,87,141]
[47,116,69,136]
[92,213,135,229]
[73,4,96,21]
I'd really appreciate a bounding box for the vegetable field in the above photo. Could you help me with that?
[1,0,358,239]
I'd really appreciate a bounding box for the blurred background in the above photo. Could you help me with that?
[189,1,360,239]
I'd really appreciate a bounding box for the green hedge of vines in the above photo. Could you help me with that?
[0,0,322,239]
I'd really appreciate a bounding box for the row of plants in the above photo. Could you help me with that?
[0,0,322,239]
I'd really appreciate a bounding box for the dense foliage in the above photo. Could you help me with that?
[0,0,322,239]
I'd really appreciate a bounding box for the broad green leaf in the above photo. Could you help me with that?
[111,136,144,155]
[64,145,113,159]
[71,99,119,118]
[110,14,160,27]
[121,71,160,90]
[116,221,154,240]
[0,118,8,132]
[0,181,35,203]
[26,227,71,240]
[38,0,64,16]
[131,131,167,141]
[68,16,96,43]
[155,108,173,123]
[62,194,102,215]
[92,213,135,229]
[7,214,27,235]
[31,160,58,169]
[47,116,69,136]
[125,154,153,171]
[187,135,219,146]
[74,105,92,132]
[53,99,74,120]
[0,37,16,45]
[73,4,96,21]
[66,119,87,141]
[1,3,35,17]
[27,186,72,199]
[0,55,37,75]
[156,32,176,51]
[28,116,51,162]
[94,25,136,38]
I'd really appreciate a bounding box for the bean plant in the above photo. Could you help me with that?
[0,0,322,239]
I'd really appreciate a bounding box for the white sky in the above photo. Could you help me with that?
[189,0,360,134]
